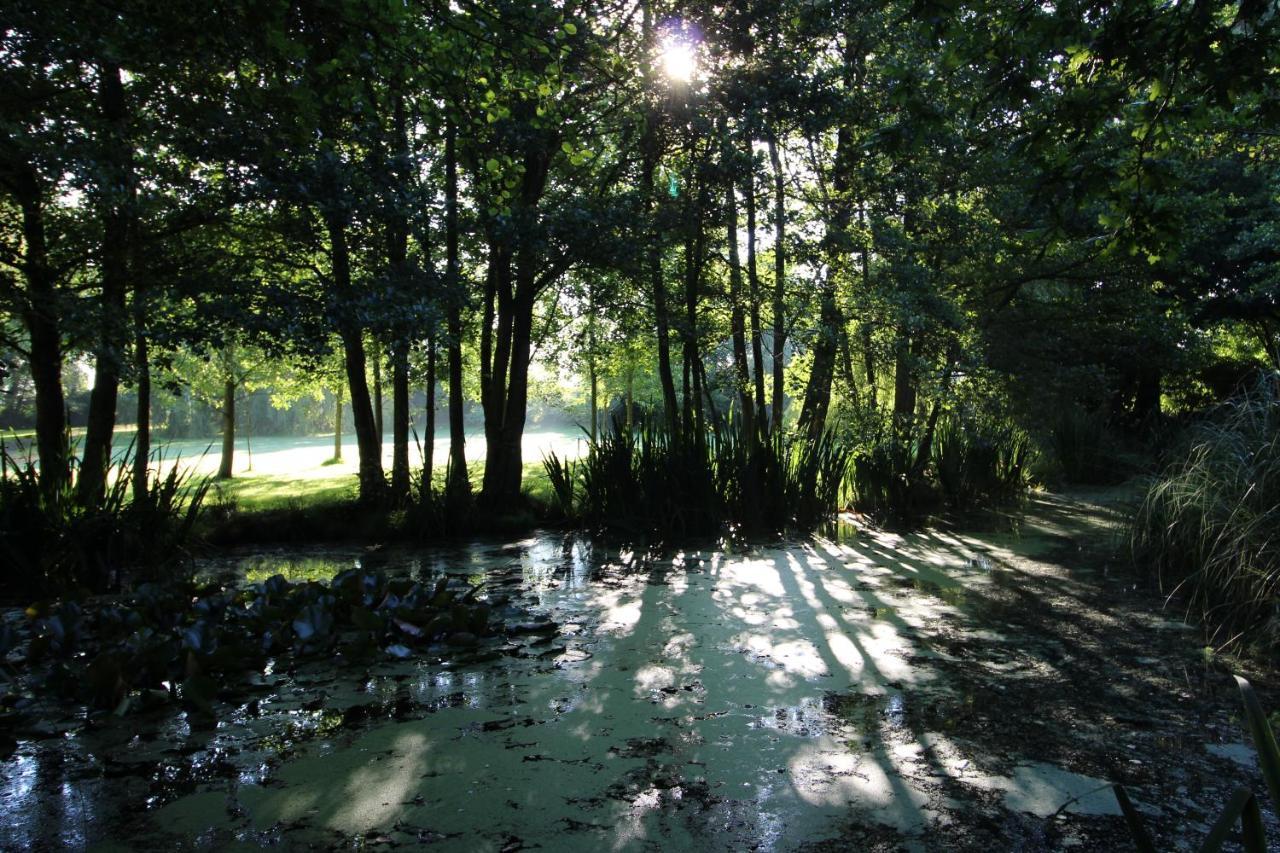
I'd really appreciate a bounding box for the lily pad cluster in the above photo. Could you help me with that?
[2,569,491,725]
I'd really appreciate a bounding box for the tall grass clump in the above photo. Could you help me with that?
[932,416,1031,511]
[846,433,926,527]
[1050,406,1123,484]
[0,443,209,600]
[572,417,850,539]
[542,451,576,519]
[1130,376,1280,650]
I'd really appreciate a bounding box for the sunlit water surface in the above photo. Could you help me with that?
[1,494,1252,851]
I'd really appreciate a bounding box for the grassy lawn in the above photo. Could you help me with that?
[4,427,578,515]
[210,460,556,514]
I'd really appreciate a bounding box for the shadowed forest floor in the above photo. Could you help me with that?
[2,489,1273,851]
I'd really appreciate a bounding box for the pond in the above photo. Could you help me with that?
[1,491,1271,850]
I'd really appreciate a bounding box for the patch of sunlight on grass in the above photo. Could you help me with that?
[207,459,553,514]
[212,475,358,512]
[241,556,359,584]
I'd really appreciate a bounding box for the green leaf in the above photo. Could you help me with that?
[1198,787,1266,853]
[1113,785,1157,853]
[1236,675,1280,811]
[563,21,577,36]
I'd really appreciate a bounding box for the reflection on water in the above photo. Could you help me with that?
[0,500,1211,851]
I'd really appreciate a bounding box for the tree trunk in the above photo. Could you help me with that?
[244,392,253,472]
[892,329,917,432]
[796,270,841,442]
[479,237,514,503]
[797,110,855,443]
[858,206,877,411]
[333,384,344,462]
[682,193,707,438]
[391,346,409,495]
[641,2,679,435]
[388,93,411,498]
[480,134,552,510]
[424,342,436,487]
[744,147,767,428]
[372,339,384,441]
[13,173,68,495]
[724,146,755,439]
[588,285,598,442]
[862,323,877,410]
[132,310,150,502]
[217,376,235,479]
[589,354,599,443]
[444,122,469,498]
[328,213,384,499]
[768,134,787,434]
[625,368,634,431]
[79,61,133,505]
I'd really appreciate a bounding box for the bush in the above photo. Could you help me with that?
[0,444,209,600]
[571,417,850,539]
[846,433,930,527]
[932,415,1031,512]
[1049,406,1124,484]
[1130,376,1280,650]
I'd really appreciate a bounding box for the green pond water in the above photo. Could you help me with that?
[1,493,1268,851]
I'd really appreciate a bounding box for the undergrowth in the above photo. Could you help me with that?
[546,418,849,539]
[0,443,209,600]
[1131,376,1280,652]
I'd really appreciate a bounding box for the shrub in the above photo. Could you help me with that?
[542,450,577,519]
[1049,406,1136,484]
[0,443,209,600]
[1130,376,1280,650]
[932,416,1031,512]
[846,433,928,527]
[574,417,850,539]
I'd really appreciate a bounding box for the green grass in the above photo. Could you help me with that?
[1131,377,1280,651]
[210,474,359,513]
[214,460,554,513]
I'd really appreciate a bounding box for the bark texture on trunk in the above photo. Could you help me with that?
[744,149,767,428]
[641,1,679,436]
[444,123,470,498]
[80,62,133,505]
[132,317,150,501]
[768,135,787,434]
[329,213,384,499]
[724,144,755,438]
[10,169,68,495]
[217,376,235,479]
[479,131,552,510]
[424,343,436,488]
[333,387,344,462]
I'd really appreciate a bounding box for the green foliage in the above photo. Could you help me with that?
[573,419,850,540]
[542,451,577,519]
[0,441,209,599]
[1115,676,1278,852]
[932,416,1031,511]
[1049,407,1127,485]
[846,434,932,528]
[1130,377,1280,650]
